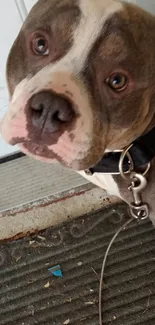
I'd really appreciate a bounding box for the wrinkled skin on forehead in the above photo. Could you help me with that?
[2,0,155,171]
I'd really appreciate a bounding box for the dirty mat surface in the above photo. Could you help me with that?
[0,203,155,325]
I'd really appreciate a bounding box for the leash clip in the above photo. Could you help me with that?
[129,172,149,220]
[119,144,150,220]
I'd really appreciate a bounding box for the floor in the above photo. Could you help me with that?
[0,155,88,212]
[0,155,116,241]
[0,203,155,325]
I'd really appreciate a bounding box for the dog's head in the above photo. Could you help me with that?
[1,0,155,170]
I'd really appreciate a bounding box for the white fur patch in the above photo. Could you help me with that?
[79,170,121,197]
[12,78,29,104]
[71,0,123,72]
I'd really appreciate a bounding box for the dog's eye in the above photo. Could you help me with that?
[106,73,127,92]
[32,36,49,56]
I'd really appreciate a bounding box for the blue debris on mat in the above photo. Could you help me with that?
[48,265,63,278]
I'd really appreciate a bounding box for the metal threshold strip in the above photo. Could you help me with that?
[0,152,91,212]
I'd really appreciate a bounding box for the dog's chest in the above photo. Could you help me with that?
[78,171,121,197]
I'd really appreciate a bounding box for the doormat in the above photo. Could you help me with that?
[0,203,155,325]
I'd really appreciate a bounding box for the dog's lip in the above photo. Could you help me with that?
[19,141,48,156]
[19,141,43,148]
[9,138,31,146]
[18,140,46,148]
[18,141,54,162]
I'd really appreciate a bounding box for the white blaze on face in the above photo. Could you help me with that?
[11,78,30,104]
[1,0,122,165]
[70,0,122,72]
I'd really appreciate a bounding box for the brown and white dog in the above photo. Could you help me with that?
[1,0,155,224]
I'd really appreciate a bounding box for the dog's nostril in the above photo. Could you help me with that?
[38,103,44,112]
[36,103,44,111]
[31,101,45,119]
[52,104,74,124]
[52,111,61,123]
[31,101,44,112]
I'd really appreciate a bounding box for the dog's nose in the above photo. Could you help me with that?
[29,91,74,132]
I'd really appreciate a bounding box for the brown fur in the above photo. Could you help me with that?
[7,0,81,95]
[3,0,155,224]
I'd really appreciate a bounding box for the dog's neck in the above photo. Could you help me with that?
[144,114,155,135]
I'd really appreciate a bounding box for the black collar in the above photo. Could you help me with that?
[88,126,155,175]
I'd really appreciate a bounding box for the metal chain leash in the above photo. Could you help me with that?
[99,144,151,325]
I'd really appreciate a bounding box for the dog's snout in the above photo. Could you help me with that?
[29,91,75,132]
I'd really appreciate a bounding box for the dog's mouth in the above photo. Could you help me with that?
[18,140,78,167]
[1,70,105,170]
[18,135,99,170]
[19,141,65,164]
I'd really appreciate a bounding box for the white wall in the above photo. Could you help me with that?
[136,0,155,13]
[0,0,24,157]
